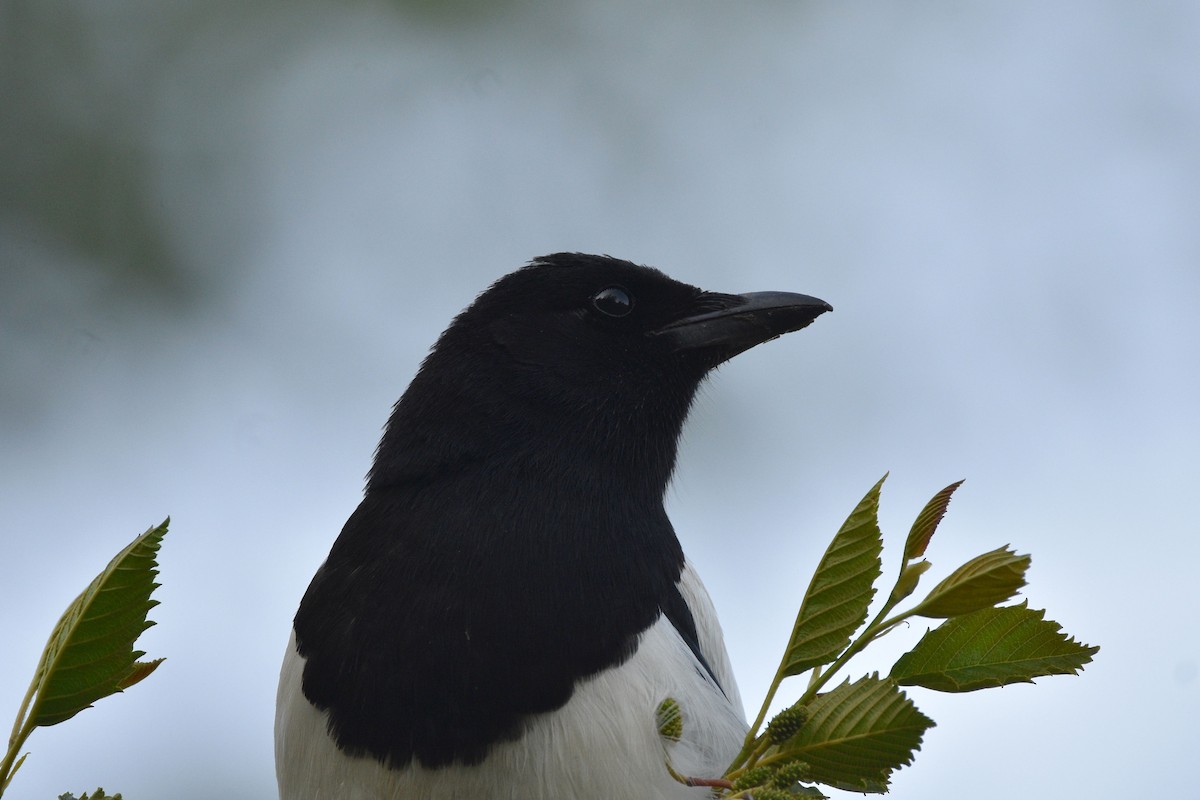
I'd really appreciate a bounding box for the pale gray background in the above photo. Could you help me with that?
[2,2,1196,798]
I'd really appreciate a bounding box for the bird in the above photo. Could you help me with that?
[275,253,831,799]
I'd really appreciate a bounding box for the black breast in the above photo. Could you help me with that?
[292,464,708,769]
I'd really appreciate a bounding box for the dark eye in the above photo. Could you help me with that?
[592,286,633,317]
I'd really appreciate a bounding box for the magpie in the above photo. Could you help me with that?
[275,253,831,799]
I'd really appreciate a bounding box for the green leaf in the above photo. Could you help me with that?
[903,480,963,560]
[890,602,1100,692]
[655,697,683,742]
[2,754,26,793]
[25,520,169,727]
[790,787,828,799]
[116,659,165,691]
[887,559,931,605]
[774,675,933,793]
[780,476,886,677]
[912,545,1030,618]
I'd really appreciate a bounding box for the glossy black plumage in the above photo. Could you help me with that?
[291,253,830,771]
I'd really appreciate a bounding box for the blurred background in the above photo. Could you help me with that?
[2,2,1196,797]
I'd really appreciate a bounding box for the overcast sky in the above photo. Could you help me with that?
[2,3,1197,798]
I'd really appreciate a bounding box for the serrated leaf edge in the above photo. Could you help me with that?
[904,480,964,560]
[781,477,886,676]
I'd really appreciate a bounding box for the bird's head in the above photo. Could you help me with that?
[296,254,831,770]
[368,253,831,491]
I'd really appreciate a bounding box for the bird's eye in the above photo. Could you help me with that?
[592,286,633,318]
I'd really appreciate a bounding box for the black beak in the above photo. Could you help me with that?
[650,291,832,362]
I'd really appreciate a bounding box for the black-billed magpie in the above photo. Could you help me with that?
[275,253,831,799]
